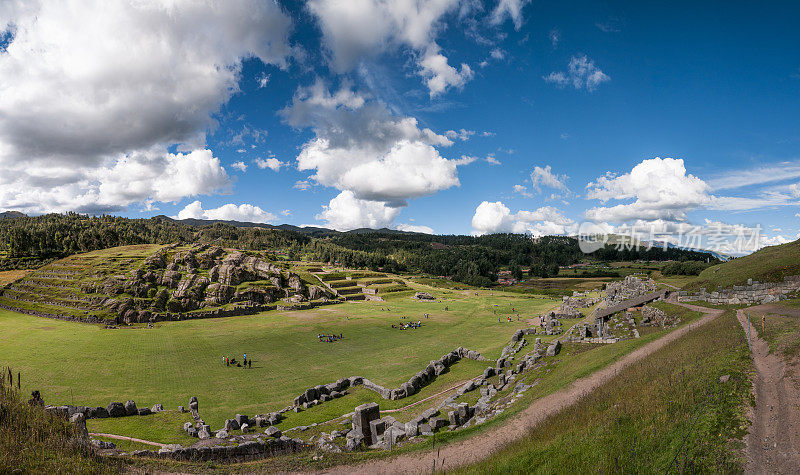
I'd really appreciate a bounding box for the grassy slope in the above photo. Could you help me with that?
[685,238,800,291]
[457,309,752,474]
[0,382,117,474]
[0,284,559,437]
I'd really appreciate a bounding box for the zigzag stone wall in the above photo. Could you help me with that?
[678,275,800,305]
[292,347,487,408]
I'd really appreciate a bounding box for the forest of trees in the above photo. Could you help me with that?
[0,213,719,287]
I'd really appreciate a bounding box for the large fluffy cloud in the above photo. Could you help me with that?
[316,191,402,231]
[284,82,472,229]
[585,157,711,222]
[306,0,472,96]
[471,201,575,236]
[176,200,277,224]
[0,0,292,213]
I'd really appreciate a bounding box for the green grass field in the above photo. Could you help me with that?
[0,284,559,441]
[457,309,752,474]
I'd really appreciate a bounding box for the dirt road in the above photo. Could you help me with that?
[318,302,721,474]
[736,309,800,473]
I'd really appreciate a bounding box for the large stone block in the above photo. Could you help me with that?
[369,418,388,445]
[352,402,380,444]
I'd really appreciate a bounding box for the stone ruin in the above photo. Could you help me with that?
[562,294,599,309]
[605,275,657,304]
[412,291,435,300]
[639,305,680,327]
[84,243,335,324]
[678,276,800,306]
[542,312,564,335]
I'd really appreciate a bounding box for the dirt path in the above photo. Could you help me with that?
[315,302,721,474]
[89,432,165,448]
[735,309,800,473]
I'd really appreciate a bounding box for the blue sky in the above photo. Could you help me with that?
[1,1,799,253]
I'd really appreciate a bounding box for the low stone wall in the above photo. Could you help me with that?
[130,437,305,461]
[0,297,342,326]
[0,303,105,324]
[678,275,800,305]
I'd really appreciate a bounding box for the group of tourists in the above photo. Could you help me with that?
[392,320,422,330]
[318,333,343,343]
[223,354,251,368]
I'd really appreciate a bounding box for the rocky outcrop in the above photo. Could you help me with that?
[93,244,330,324]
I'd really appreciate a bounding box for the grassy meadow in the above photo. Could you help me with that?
[0,284,561,438]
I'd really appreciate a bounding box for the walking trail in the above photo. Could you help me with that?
[735,308,800,473]
[89,432,165,448]
[316,301,721,474]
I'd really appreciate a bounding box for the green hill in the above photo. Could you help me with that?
[684,238,800,291]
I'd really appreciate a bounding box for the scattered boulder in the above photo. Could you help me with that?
[124,400,138,416]
[224,419,240,431]
[413,292,435,300]
[265,426,281,438]
[106,402,126,418]
[197,425,212,440]
[546,340,561,357]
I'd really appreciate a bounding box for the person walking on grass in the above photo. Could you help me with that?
[248,359,252,369]
[243,353,247,366]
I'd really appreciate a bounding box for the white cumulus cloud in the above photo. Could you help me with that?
[0,0,292,214]
[585,157,711,223]
[176,200,277,224]
[530,165,570,193]
[490,0,531,30]
[545,55,610,92]
[471,201,575,236]
[255,157,286,172]
[283,82,472,229]
[317,191,402,231]
[306,0,472,96]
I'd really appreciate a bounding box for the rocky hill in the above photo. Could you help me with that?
[0,244,336,324]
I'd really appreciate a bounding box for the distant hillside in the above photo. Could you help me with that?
[160,215,425,236]
[684,238,800,291]
[0,211,27,219]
